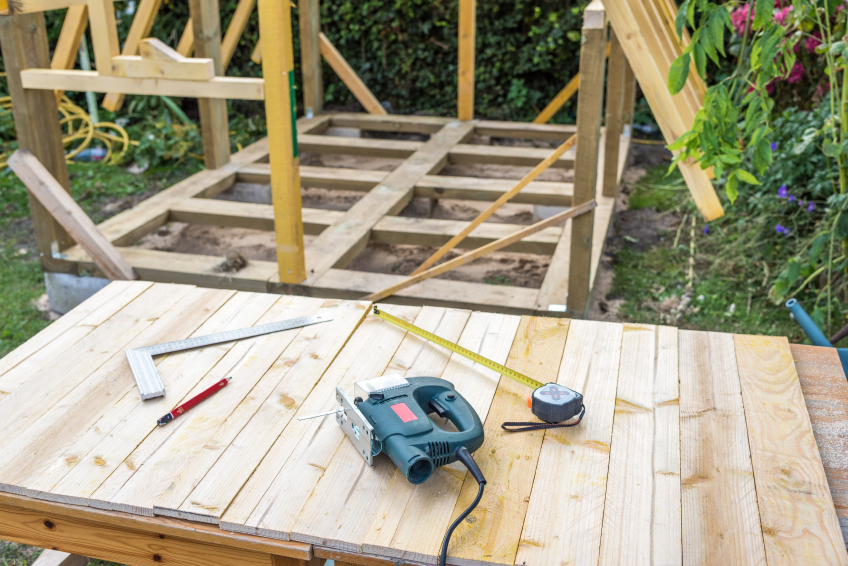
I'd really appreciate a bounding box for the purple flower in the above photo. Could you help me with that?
[798,199,805,206]
[778,185,788,198]
[808,202,816,212]
[775,224,792,236]
[789,194,796,202]
[703,225,709,235]
[771,142,777,151]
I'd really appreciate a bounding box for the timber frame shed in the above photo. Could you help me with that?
[0,0,718,317]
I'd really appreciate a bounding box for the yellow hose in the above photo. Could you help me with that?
[0,95,136,168]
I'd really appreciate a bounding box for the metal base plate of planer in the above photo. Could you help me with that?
[335,387,380,465]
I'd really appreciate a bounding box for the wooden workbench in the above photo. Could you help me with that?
[1,281,847,566]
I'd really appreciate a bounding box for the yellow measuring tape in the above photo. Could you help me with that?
[372,306,544,390]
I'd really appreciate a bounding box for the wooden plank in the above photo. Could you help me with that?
[514,320,623,566]
[258,0,306,283]
[602,29,625,198]
[47,293,283,506]
[457,0,475,120]
[301,121,474,283]
[293,312,521,559]
[85,0,120,75]
[50,4,88,104]
[734,335,848,565]
[0,502,276,566]
[155,299,369,524]
[319,32,386,115]
[32,550,89,566]
[444,316,570,566]
[298,0,323,116]
[566,0,605,319]
[305,269,540,316]
[20,70,265,100]
[169,199,562,254]
[0,288,238,502]
[0,491,311,560]
[0,281,152,395]
[7,150,137,280]
[678,330,767,565]
[190,0,231,168]
[110,55,215,81]
[363,201,596,302]
[0,283,195,481]
[792,344,848,543]
[0,13,75,269]
[411,134,575,275]
[221,0,256,69]
[236,164,574,206]
[598,325,680,566]
[533,74,579,125]
[177,18,194,56]
[101,0,163,111]
[218,304,421,536]
[600,0,724,220]
[295,134,575,168]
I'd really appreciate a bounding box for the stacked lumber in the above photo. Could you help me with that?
[601,0,725,221]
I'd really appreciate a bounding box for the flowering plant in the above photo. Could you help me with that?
[668,0,848,332]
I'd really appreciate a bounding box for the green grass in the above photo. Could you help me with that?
[609,165,804,342]
[0,245,50,360]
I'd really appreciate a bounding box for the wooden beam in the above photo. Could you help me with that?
[32,550,90,566]
[298,0,323,117]
[20,69,265,99]
[110,54,215,81]
[85,0,120,75]
[258,0,306,283]
[411,133,576,275]
[363,199,596,302]
[319,32,386,115]
[7,150,137,281]
[169,199,563,254]
[177,18,194,56]
[50,4,88,104]
[221,0,256,69]
[2,0,87,15]
[602,28,626,198]
[565,0,605,319]
[0,12,75,271]
[300,121,474,285]
[236,163,575,206]
[101,0,163,112]
[457,0,475,120]
[190,0,231,168]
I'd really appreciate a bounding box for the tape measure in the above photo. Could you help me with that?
[372,306,543,390]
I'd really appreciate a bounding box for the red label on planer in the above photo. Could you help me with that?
[391,402,418,423]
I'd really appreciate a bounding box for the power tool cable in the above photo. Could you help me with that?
[439,446,486,566]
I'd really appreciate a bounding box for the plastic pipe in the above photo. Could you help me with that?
[785,298,848,379]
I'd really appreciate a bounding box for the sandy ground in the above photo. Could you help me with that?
[136,133,671,312]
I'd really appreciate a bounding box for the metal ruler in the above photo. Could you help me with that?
[126,313,334,400]
[372,306,543,390]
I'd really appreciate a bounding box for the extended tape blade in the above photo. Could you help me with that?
[372,306,543,390]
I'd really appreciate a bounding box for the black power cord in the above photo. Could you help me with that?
[439,446,486,566]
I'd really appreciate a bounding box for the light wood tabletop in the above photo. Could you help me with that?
[0,281,846,566]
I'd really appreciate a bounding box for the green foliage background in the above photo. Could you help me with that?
[40,0,590,123]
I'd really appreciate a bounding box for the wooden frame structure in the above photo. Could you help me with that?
[1,0,634,318]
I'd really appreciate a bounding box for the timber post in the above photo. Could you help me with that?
[457,0,475,121]
[0,12,75,272]
[298,0,323,118]
[566,0,606,319]
[189,0,231,169]
[602,28,626,198]
[258,0,307,283]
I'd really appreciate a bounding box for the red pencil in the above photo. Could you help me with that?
[157,377,231,426]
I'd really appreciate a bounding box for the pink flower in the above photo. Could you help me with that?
[786,61,805,84]
[806,31,822,53]
[774,6,792,25]
[731,4,752,35]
